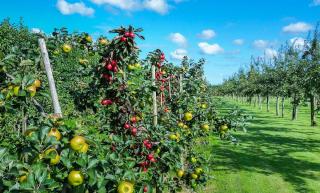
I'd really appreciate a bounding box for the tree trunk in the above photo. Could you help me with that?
[292,105,298,120]
[281,96,285,118]
[310,95,317,126]
[258,95,262,110]
[276,96,279,116]
[266,95,270,112]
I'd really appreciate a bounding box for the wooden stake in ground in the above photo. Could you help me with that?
[179,73,183,119]
[151,64,158,126]
[168,78,172,99]
[38,38,62,117]
[179,74,183,93]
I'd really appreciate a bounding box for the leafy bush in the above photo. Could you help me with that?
[0,20,249,193]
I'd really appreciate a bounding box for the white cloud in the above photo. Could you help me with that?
[233,39,244,45]
[313,0,320,6]
[144,0,169,14]
[91,0,141,10]
[91,0,172,14]
[169,33,187,46]
[265,48,278,59]
[253,40,269,49]
[170,49,188,60]
[198,29,216,40]
[282,22,312,33]
[198,42,224,55]
[265,48,277,58]
[290,37,307,49]
[31,28,41,34]
[57,0,95,16]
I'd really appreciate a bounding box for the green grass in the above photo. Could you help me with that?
[199,97,320,193]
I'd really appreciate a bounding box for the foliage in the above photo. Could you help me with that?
[215,25,320,125]
[0,19,249,193]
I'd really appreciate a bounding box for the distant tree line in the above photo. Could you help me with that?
[213,25,320,126]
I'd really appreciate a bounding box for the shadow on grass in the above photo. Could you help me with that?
[210,99,320,193]
[211,147,320,193]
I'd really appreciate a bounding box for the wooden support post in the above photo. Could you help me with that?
[168,78,172,99]
[38,38,62,117]
[160,93,163,107]
[179,74,183,119]
[179,74,183,93]
[152,64,158,127]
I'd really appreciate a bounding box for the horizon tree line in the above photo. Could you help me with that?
[213,24,320,126]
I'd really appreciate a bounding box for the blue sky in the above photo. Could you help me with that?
[1,0,320,84]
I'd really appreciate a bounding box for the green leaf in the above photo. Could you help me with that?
[77,156,87,167]
[98,187,107,193]
[123,170,134,180]
[64,119,77,129]
[40,126,50,142]
[87,169,96,186]
[126,161,135,169]
[104,174,116,180]
[87,159,99,170]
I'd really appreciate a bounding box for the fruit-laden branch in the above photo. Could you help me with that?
[38,38,62,117]
[2,73,47,117]
[152,63,158,126]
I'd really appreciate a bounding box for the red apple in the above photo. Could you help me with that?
[102,74,109,79]
[129,32,135,38]
[143,140,152,149]
[102,74,112,82]
[147,154,154,161]
[101,99,113,106]
[131,127,137,136]
[120,36,127,42]
[130,116,137,123]
[105,64,113,70]
[124,123,130,130]
[111,60,117,66]
[146,143,152,149]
